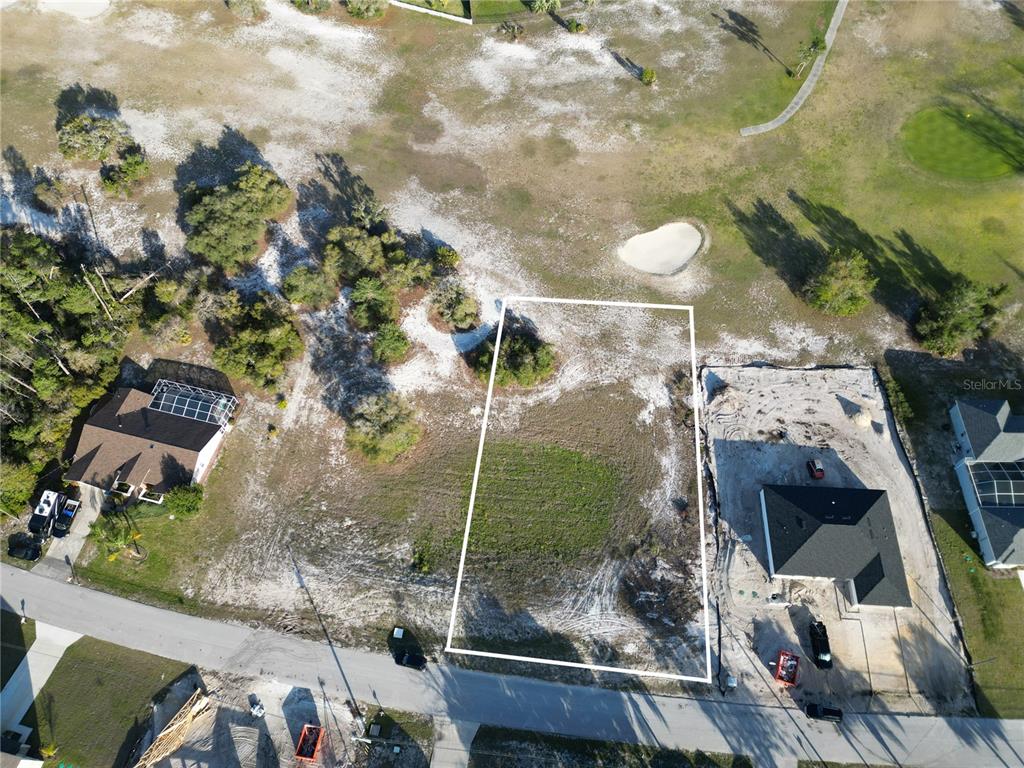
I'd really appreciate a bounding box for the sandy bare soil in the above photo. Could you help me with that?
[702,365,973,715]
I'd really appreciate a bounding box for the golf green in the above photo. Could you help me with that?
[901,106,1018,180]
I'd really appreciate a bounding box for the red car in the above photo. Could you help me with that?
[807,459,825,480]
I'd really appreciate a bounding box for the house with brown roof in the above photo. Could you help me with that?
[65,379,237,504]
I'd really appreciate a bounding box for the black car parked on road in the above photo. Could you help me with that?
[805,703,843,723]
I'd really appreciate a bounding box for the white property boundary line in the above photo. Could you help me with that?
[444,296,713,683]
[388,0,474,25]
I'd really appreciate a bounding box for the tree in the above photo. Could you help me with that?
[0,463,38,516]
[803,249,877,316]
[372,322,411,364]
[211,291,304,389]
[472,325,556,387]
[349,277,399,330]
[323,226,387,283]
[432,278,478,330]
[292,0,330,11]
[916,277,1006,357]
[531,0,560,13]
[433,245,460,272]
[346,0,387,18]
[101,152,151,197]
[641,68,657,86]
[185,162,292,272]
[283,265,338,309]
[57,115,132,161]
[345,392,422,462]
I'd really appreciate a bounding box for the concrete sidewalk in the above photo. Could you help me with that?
[430,718,480,768]
[0,621,82,740]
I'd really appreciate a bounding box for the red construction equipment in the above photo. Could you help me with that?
[295,724,324,764]
[774,649,800,687]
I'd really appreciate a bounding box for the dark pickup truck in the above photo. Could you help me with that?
[805,703,843,723]
[809,620,833,669]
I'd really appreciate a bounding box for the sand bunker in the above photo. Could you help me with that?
[618,221,703,275]
[36,0,110,19]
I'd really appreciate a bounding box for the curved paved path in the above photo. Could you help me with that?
[740,0,850,137]
[3,565,1023,768]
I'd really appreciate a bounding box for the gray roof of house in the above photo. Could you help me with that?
[762,485,911,607]
[956,399,1024,462]
[978,506,1024,566]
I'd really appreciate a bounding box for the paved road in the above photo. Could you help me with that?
[2,565,1021,768]
[740,0,850,137]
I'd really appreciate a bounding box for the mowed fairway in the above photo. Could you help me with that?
[902,106,1021,180]
[467,442,620,570]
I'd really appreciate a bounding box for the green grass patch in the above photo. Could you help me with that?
[901,106,1020,180]
[20,635,191,766]
[468,442,620,563]
[468,727,752,767]
[469,0,530,22]
[1,609,35,688]
[401,0,471,18]
[931,507,1024,718]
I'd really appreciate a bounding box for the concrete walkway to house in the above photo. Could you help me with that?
[33,485,104,581]
[0,622,82,740]
[430,718,480,768]
[739,0,849,136]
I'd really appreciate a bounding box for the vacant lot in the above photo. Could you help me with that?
[21,635,191,766]
[450,301,705,679]
[702,366,972,715]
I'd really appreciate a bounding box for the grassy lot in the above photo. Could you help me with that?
[931,506,1024,718]
[364,705,433,768]
[468,442,620,562]
[901,106,1020,180]
[469,0,530,22]
[20,636,191,767]
[1,609,36,688]
[467,727,751,767]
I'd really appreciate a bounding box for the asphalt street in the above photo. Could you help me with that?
[2,565,1021,768]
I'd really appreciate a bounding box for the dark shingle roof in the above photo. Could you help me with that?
[956,399,1024,462]
[978,505,1024,566]
[761,485,911,607]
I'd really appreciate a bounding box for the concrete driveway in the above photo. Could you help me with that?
[32,484,104,581]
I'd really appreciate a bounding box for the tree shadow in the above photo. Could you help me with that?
[295,152,384,250]
[609,49,644,80]
[172,126,267,228]
[940,93,1024,172]
[997,0,1024,29]
[54,82,120,129]
[726,197,827,294]
[711,9,792,75]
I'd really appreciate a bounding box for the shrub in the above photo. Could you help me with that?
[567,18,587,33]
[472,325,556,387]
[57,115,132,162]
[803,249,877,317]
[226,0,266,19]
[345,392,422,462]
[531,0,560,12]
[373,322,411,364]
[212,291,304,389]
[283,265,338,309]
[292,0,330,11]
[162,484,204,518]
[916,276,1007,357]
[426,0,449,8]
[349,277,399,330]
[0,462,39,516]
[346,0,387,18]
[32,177,71,213]
[323,226,387,283]
[640,68,657,86]
[433,245,460,272]
[880,370,914,424]
[101,152,151,197]
[432,278,479,330]
[185,162,292,273]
